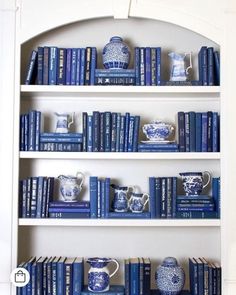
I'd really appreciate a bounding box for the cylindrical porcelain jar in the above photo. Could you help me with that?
[156,257,185,295]
[102,36,130,69]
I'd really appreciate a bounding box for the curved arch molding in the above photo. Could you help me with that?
[20,0,222,45]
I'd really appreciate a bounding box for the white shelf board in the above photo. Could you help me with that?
[20,152,221,160]
[18,218,220,227]
[21,85,220,94]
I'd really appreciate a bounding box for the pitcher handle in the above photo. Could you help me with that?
[142,193,150,207]
[185,52,192,75]
[68,112,75,128]
[203,171,211,189]
[76,171,85,188]
[109,259,119,278]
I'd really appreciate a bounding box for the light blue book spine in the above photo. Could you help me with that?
[155,177,161,219]
[36,177,44,218]
[128,116,135,152]
[140,48,145,86]
[40,136,83,143]
[90,47,97,85]
[40,132,83,138]
[116,113,121,152]
[37,47,44,85]
[166,177,173,219]
[87,115,93,152]
[24,114,28,151]
[97,179,101,218]
[30,177,38,218]
[90,177,98,218]
[185,112,190,152]
[111,113,117,152]
[130,260,140,295]
[100,179,106,218]
[71,48,78,85]
[49,47,58,85]
[151,47,157,86]
[156,47,161,85]
[105,112,111,152]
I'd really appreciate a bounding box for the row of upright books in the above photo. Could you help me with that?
[189,257,221,295]
[25,46,97,86]
[149,177,220,219]
[177,111,220,152]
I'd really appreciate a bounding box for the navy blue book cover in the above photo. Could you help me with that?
[135,47,140,86]
[37,47,44,85]
[178,112,185,152]
[201,112,208,152]
[43,47,49,85]
[66,48,72,85]
[75,48,81,85]
[49,46,58,85]
[195,113,202,152]
[145,47,151,86]
[57,48,66,85]
[25,50,38,85]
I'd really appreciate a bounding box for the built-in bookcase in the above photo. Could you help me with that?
[13,2,223,293]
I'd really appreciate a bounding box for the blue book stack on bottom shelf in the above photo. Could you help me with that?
[82,285,124,295]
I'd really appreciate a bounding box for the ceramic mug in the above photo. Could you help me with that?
[179,171,211,196]
[128,192,149,213]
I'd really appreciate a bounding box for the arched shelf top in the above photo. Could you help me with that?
[20,0,223,45]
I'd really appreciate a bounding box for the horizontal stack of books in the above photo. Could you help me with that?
[95,69,135,85]
[40,132,83,152]
[125,257,151,295]
[177,111,220,152]
[19,177,54,218]
[25,46,97,85]
[20,110,41,151]
[82,112,140,152]
[198,46,220,86]
[138,142,179,152]
[17,256,84,295]
[149,177,220,219]
[48,201,90,218]
[189,257,221,295]
[134,47,161,86]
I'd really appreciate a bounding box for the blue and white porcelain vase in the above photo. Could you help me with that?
[156,257,185,295]
[111,184,134,212]
[87,257,119,292]
[179,171,211,196]
[102,36,130,69]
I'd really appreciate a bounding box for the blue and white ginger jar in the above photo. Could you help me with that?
[156,257,185,295]
[102,36,130,69]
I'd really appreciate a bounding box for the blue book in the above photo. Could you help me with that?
[195,258,204,295]
[37,47,44,85]
[44,180,54,220]
[57,48,66,85]
[26,178,31,218]
[111,113,118,152]
[81,285,124,295]
[82,112,88,152]
[41,177,48,218]
[130,258,140,295]
[143,258,151,295]
[25,50,38,85]
[172,177,177,218]
[212,112,219,152]
[36,176,45,218]
[207,47,214,85]
[166,177,173,219]
[201,46,208,86]
[156,47,161,85]
[214,262,221,295]
[138,148,178,153]
[26,257,36,295]
[200,258,209,295]
[35,111,41,151]
[195,113,202,152]
[100,112,105,152]
[108,212,151,219]
[119,115,126,152]
[140,48,145,86]
[85,47,91,85]
[128,116,135,152]
[189,258,198,295]
[198,47,203,83]
[208,263,214,295]
[176,211,218,219]
[145,47,151,86]
[90,47,97,85]
[104,178,110,218]
[151,48,157,86]
[95,69,135,77]
[36,257,47,295]
[66,48,72,85]
[30,177,38,218]
[105,112,111,152]
[19,180,23,218]
[64,258,75,295]
[49,207,90,213]
[42,257,50,295]
[49,212,90,218]
[207,111,213,152]
[80,48,86,85]
[90,176,98,218]
[31,261,37,295]
[87,115,93,152]
[49,201,90,208]
[28,110,37,151]
[97,179,101,218]
[40,136,83,143]
[57,257,66,295]
[41,132,82,138]
[178,112,185,152]
[177,195,212,200]
[139,257,144,295]
[133,116,140,152]
[73,257,84,295]
[214,51,220,86]
[49,47,58,85]
[71,48,77,85]
[51,257,60,295]
[100,179,106,218]
[138,144,178,149]
[177,205,214,212]
[116,113,121,152]
[21,179,27,218]
[124,113,130,152]
[93,111,100,152]
[46,257,53,295]
[24,114,29,150]
[155,177,162,219]
[43,47,50,85]
[135,47,140,86]
[212,177,220,218]
[20,115,25,151]
[201,112,208,152]
[149,177,156,218]
[189,112,196,152]
[125,259,130,295]
[185,112,190,152]
[161,178,167,218]
[75,48,81,85]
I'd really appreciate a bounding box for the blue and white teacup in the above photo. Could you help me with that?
[142,121,174,141]
[179,171,211,196]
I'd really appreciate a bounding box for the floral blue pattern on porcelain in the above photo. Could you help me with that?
[128,192,149,213]
[111,184,134,212]
[102,36,130,69]
[179,171,211,196]
[58,172,84,202]
[156,257,185,295]
[142,121,174,141]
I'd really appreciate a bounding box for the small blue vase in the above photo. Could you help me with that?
[156,257,185,295]
[102,36,130,69]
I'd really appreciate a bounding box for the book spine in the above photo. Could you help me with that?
[100,112,105,152]
[116,113,121,152]
[45,177,54,218]
[196,113,202,152]
[149,177,156,219]
[92,111,100,152]
[198,260,204,295]
[176,211,218,219]
[57,261,64,295]
[212,112,219,152]
[87,115,93,152]
[161,178,167,218]
[49,201,89,208]
[133,116,140,152]
[119,115,126,152]
[41,178,48,218]
[90,177,98,218]
[104,112,111,152]
[185,112,190,152]
[145,47,151,86]
[100,179,106,218]
[66,48,72,85]
[25,50,37,85]
[207,47,214,85]
[156,47,161,85]
[178,112,185,152]
[75,48,81,85]
[85,47,91,85]
[108,212,151,219]
[189,111,196,152]
[125,260,130,295]
[104,178,110,218]
[48,208,90,213]
[135,47,140,86]
[166,177,173,219]
[71,48,78,85]
[90,47,97,85]
[143,260,151,295]
[57,48,66,85]
[28,110,36,151]
[172,177,177,218]
[130,261,140,295]
[26,178,31,218]
[36,262,43,295]
[127,116,135,152]
[140,47,145,86]
[208,264,213,295]
[111,113,117,152]
[139,258,144,295]
[198,47,203,84]
[73,260,83,295]
[80,48,86,85]
[214,51,220,86]
[37,47,44,85]
[30,177,38,218]
[151,48,157,86]
[49,212,90,218]
[31,263,37,295]
[202,112,208,152]
[43,47,49,85]
[21,179,27,218]
[49,47,58,85]
[97,180,101,218]
[35,111,41,151]
[36,177,44,218]
[207,111,213,152]
[138,148,179,152]
[155,177,162,219]
[124,113,130,152]
[65,263,73,295]
[202,47,208,86]
[82,112,88,152]
[20,115,25,151]
[40,136,83,143]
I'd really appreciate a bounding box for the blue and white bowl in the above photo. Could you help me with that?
[102,36,130,69]
[142,121,174,141]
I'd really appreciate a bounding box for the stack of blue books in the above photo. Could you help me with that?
[189,257,221,295]
[138,142,179,152]
[82,285,124,295]
[95,69,135,85]
[48,201,90,219]
[40,132,83,152]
